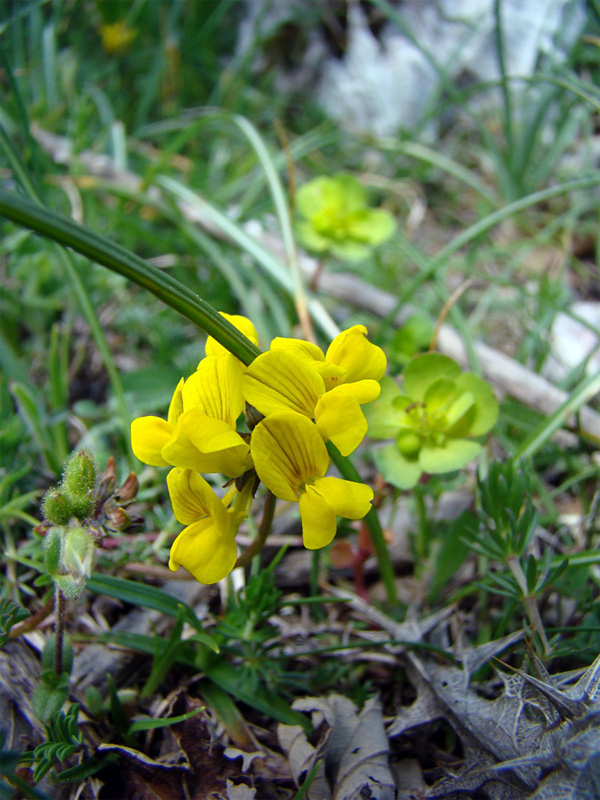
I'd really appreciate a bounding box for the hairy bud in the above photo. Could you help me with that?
[42,489,71,526]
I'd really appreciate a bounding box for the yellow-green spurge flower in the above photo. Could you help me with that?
[366,353,498,489]
[296,173,396,261]
[131,314,385,584]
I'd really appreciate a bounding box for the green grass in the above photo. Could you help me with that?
[1,0,599,794]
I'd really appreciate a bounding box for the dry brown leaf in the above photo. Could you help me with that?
[279,694,394,800]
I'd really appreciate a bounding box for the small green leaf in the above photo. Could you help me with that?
[403,353,461,401]
[373,443,422,490]
[87,575,200,629]
[0,598,29,646]
[127,706,203,734]
[419,438,481,474]
[364,377,408,439]
[452,372,499,436]
[33,672,70,722]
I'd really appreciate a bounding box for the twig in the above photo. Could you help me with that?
[235,490,277,569]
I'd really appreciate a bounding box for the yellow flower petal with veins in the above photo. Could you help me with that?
[166,468,225,525]
[183,355,244,426]
[251,411,329,501]
[243,351,325,418]
[251,411,373,549]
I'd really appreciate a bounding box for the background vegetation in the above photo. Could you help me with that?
[1,1,599,798]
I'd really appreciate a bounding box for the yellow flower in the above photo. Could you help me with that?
[242,326,385,456]
[131,355,252,477]
[250,411,373,549]
[167,469,238,584]
[131,378,184,467]
[204,313,258,360]
[270,324,387,390]
[99,20,137,55]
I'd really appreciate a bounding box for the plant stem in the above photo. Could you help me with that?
[327,443,399,606]
[235,491,277,569]
[8,594,55,640]
[508,555,550,656]
[54,588,66,674]
[413,484,430,561]
[0,191,261,367]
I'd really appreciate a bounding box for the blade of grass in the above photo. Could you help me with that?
[156,174,339,340]
[379,139,497,205]
[0,124,134,458]
[0,191,262,366]
[515,370,600,458]
[400,175,600,307]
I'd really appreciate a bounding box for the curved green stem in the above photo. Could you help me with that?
[0,191,261,366]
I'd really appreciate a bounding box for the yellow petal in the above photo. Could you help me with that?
[312,476,373,519]
[169,518,236,584]
[167,379,185,427]
[325,325,387,386]
[243,351,324,418]
[166,468,225,525]
[183,355,244,425]
[161,411,251,477]
[251,411,329,501]
[299,487,337,549]
[204,313,258,359]
[270,337,325,363]
[314,391,367,456]
[131,416,172,467]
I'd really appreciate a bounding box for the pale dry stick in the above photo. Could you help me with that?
[32,127,600,442]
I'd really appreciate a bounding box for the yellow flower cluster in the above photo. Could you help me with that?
[131,314,386,584]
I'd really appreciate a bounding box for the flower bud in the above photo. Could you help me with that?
[68,493,94,521]
[43,527,63,576]
[62,526,95,581]
[116,471,139,504]
[396,430,422,458]
[105,506,131,531]
[63,450,97,499]
[42,489,71,526]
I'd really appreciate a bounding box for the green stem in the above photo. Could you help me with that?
[0,191,261,367]
[54,587,66,675]
[413,484,430,561]
[327,443,398,606]
[235,490,276,569]
[507,555,550,656]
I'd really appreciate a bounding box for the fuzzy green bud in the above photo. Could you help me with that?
[43,527,63,576]
[54,574,84,599]
[67,493,94,521]
[62,526,95,581]
[396,430,422,458]
[42,489,72,526]
[63,450,97,499]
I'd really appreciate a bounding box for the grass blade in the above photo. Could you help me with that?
[0,191,261,366]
